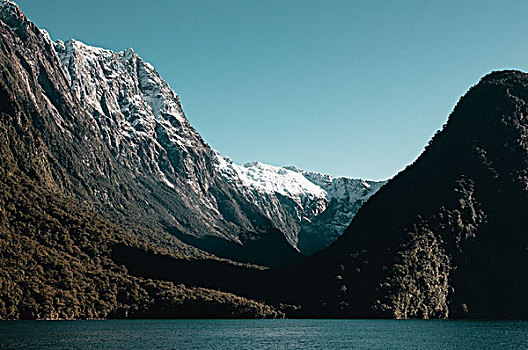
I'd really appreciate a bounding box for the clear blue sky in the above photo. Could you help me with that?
[15,0,528,180]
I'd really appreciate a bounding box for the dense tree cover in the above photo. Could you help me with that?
[284,71,528,318]
[0,148,281,319]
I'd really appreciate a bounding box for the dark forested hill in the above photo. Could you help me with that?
[288,70,528,319]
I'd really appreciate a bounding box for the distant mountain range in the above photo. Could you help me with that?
[214,153,385,254]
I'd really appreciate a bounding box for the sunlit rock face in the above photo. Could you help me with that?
[215,154,386,254]
[54,35,385,256]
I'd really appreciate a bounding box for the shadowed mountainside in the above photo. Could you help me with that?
[283,70,528,319]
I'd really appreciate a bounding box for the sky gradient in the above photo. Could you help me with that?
[15,0,528,180]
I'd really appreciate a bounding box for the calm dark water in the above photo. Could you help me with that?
[0,319,527,349]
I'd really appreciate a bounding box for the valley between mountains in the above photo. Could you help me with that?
[1,0,527,320]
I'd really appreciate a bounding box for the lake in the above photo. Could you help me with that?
[0,319,527,349]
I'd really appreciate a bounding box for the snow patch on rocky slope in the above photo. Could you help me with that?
[214,153,386,254]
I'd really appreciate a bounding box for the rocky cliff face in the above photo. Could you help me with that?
[53,38,213,200]
[215,154,385,254]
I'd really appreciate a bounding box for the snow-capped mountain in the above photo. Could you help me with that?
[50,33,386,256]
[51,37,313,266]
[54,38,211,195]
[0,0,306,267]
[215,153,386,254]
[52,36,385,256]
[0,0,384,264]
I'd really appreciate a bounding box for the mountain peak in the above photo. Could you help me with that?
[0,0,20,13]
[57,38,119,58]
[0,0,30,36]
[480,69,527,83]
